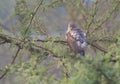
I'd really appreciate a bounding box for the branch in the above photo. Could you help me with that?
[0,0,61,80]
[36,39,115,57]
[87,41,108,53]
[0,32,117,79]
[24,0,43,34]
[0,34,14,43]
[60,58,70,78]
[30,43,70,78]
[0,33,21,47]
[0,68,9,80]
[86,0,98,35]
[36,38,117,57]
[36,39,67,45]
[97,68,112,82]
[47,0,58,7]
[0,32,116,56]
[0,0,44,80]
[0,33,63,58]
[32,44,60,58]
[0,47,21,80]
[11,48,21,64]
[93,39,117,43]
[88,36,118,43]
[91,1,120,34]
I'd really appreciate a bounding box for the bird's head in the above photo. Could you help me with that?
[68,22,76,30]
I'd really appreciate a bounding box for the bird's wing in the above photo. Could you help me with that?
[66,31,78,53]
[70,29,86,42]
[70,28,86,48]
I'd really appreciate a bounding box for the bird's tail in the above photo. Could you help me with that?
[79,50,85,56]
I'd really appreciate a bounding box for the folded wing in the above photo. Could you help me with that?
[66,28,86,56]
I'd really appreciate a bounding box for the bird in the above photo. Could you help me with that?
[66,22,86,56]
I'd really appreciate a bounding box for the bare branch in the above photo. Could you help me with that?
[11,48,21,64]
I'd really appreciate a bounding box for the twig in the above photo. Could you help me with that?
[11,48,21,64]
[0,68,9,80]
[90,38,118,43]
[47,0,58,7]
[0,1,44,78]
[87,41,108,53]
[60,58,70,78]
[91,1,120,34]
[32,43,70,78]
[24,0,43,34]
[0,47,21,80]
[32,44,61,58]
[36,39,116,57]
[0,0,43,80]
[86,0,98,35]
[36,39,67,45]
[97,68,112,82]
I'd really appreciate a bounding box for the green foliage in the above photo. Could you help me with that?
[9,53,120,84]
[10,0,120,83]
[15,0,30,23]
[0,0,120,84]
